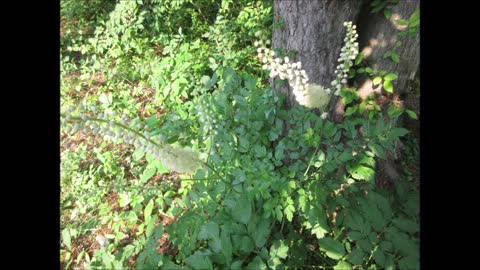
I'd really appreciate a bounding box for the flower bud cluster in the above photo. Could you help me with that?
[61,105,200,173]
[253,22,359,111]
[330,21,359,96]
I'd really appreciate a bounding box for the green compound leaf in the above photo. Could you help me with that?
[318,237,345,260]
[334,260,352,270]
[232,197,252,225]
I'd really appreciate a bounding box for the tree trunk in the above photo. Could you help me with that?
[272,0,362,117]
[272,0,420,184]
[356,0,420,99]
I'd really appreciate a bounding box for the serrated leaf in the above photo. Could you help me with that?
[373,249,386,266]
[384,80,393,93]
[318,237,345,260]
[270,240,289,259]
[184,252,213,270]
[347,231,364,241]
[368,142,386,159]
[406,109,418,120]
[347,247,365,265]
[372,77,382,86]
[380,241,393,252]
[391,233,418,257]
[357,239,373,252]
[388,128,409,139]
[392,217,419,233]
[232,197,252,224]
[198,221,219,240]
[221,229,233,265]
[252,219,271,248]
[347,165,375,181]
[384,73,398,81]
[334,260,352,270]
[239,236,254,253]
[284,204,295,222]
[246,256,267,270]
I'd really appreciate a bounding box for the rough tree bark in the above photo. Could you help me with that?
[272,0,420,185]
[272,0,362,118]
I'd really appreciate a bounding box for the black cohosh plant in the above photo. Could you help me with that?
[61,105,202,174]
[254,21,359,119]
[61,9,418,267]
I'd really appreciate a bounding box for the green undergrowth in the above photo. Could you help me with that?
[60,1,419,269]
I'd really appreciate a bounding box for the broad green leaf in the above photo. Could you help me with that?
[144,199,154,223]
[396,19,409,25]
[246,256,267,270]
[270,240,289,259]
[284,204,295,222]
[318,237,345,260]
[368,142,386,159]
[372,77,382,86]
[409,9,420,28]
[392,217,419,233]
[62,228,72,250]
[232,197,252,224]
[140,167,156,184]
[231,260,244,269]
[380,241,393,252]
[373,249,386,266]
[267,257,282,269]
[184,253,213,270]
[357,239,373,252]
[347,165,375,181]
[347,247,365,265]
[383,9,392,19]
[391,233,418,257]
[334,260,352,270]
[406,109,418,119]
[118,193,132,208]
[198,221,219,240]
[398,255,419,270]
[387,128,409,139]
[252,219,271,248]
[345,106,357,116]
[384,73,398,81]
[347,231,364,241]
[384,80,393,93]
[391,53,400,63]
[239,236,254,253]
[221,229,233,265]
[145,215,157,237]
[355,52,364,65]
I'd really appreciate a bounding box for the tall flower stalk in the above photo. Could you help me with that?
[61,106,202,174]
[254,21,359,119]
